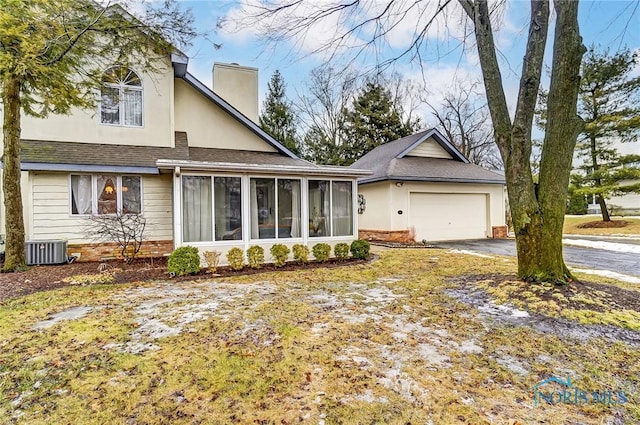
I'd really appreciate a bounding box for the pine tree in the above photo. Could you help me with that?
[341,81,419,165]
[573,47,640,221]
[259,70,300,155]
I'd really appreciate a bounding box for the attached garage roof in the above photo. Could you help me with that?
[351,128,505,185]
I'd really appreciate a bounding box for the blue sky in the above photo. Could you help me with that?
[179,0,640,122]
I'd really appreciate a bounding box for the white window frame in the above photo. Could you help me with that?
[99,66,144,128]
[308,178,356,239]
[180,173,245,245]
[69,174,144,216]
[248,176,303,242]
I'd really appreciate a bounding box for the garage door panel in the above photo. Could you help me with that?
[410,193,487,241]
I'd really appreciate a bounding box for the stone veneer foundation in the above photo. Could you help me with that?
[68,240,174,262]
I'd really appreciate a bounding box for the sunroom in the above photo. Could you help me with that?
[157,158,370,262]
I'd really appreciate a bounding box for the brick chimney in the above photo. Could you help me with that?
[212,62,259,123]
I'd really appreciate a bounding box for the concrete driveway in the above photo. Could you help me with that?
[434,237,640,277]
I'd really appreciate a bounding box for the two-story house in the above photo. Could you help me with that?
[0,53,369,263]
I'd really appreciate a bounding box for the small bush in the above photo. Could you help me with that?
[247,245,265,269]
[350,239,371,260]
[226,247,245,271]
[202,250,221,273]
[270,244,290,267]
[292,244,310,264]
[312,243,331,262]
[334,243,350,260]
[168,246,201,276]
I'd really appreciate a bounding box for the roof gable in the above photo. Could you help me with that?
[397,128,468,163]
[180,73,297,159]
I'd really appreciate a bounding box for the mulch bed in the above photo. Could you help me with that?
[577,219,629,229]
[458,272,640,313]
[0,256,369,302]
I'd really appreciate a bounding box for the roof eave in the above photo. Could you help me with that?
[19,162,160,174]
[156,159,372,177]
[357,175,506,185]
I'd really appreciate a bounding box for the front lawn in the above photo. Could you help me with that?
[1,249,638,424]
[564,215,640,236]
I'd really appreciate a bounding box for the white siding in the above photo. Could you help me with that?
[405,137,453,159]
[30,172,173,243]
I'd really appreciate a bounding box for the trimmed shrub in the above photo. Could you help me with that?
[350,239,371,260]
[202,250,221,273]
[247,245,265,269]
[292,244,310,264]
[168,246,201,276]
[334,243,350,260]
[226,247,245,271]
[270,244,290,267]
[312,243,331,262]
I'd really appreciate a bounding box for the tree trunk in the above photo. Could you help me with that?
[2,76,27,272]
[589,134,610,221]
[596,194,610,221]
[536,0,585,283]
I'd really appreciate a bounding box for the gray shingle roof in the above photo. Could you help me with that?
[351,129,505,185]
[18,132,330,173]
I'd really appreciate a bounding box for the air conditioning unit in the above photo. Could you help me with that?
[26,240,68,266]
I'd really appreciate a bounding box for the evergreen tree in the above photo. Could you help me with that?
[572,47,640,221]
[259,70,299,155]
[341,81,419,165]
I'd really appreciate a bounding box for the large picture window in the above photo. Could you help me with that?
[70,175,142,215]
[250,178,301,239]
[308,180,353,237]
[100,66,143,127]
[182,176,243,243]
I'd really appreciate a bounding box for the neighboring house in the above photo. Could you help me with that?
[351,129,506,242]
[0,55,369,263]
[581,141,640,216]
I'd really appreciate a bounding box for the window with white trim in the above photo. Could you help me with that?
[100,66,143,127]
[308,180,353,237]
[70,175,142,215]
[249,177,301,240]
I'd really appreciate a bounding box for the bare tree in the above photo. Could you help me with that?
[294,67,358,164]
[227,0,587,283]
[84,214,147,263]
[427,80,502,169]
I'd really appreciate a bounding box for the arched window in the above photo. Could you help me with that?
[100,66,143,127]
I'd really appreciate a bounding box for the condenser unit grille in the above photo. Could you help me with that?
[26,240,68,265]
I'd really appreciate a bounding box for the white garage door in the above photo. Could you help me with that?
[409,193,488,241]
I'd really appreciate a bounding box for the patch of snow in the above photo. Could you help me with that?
[447,249,494,259]
[562,238,640,254]
[496,355,529,375]
[453,339,484,354]
[572,268,640,284]
[477,302,530,318]
[32,306,93,330]
[417,343,450,365]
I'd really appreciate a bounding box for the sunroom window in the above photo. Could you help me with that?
[308,180,353,237]
[100,66,143,127]
[70,175,142,215]
[250,178,301,239]
[182,176,243,243]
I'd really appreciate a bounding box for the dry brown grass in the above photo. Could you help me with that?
[564,215,640,235]
[0,249,637,424]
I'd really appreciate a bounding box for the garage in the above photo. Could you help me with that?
[409,193,488,241]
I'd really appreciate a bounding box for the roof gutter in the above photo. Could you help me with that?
[156,159,371,178]
[358,175,505,185]
[19,162,160,174]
